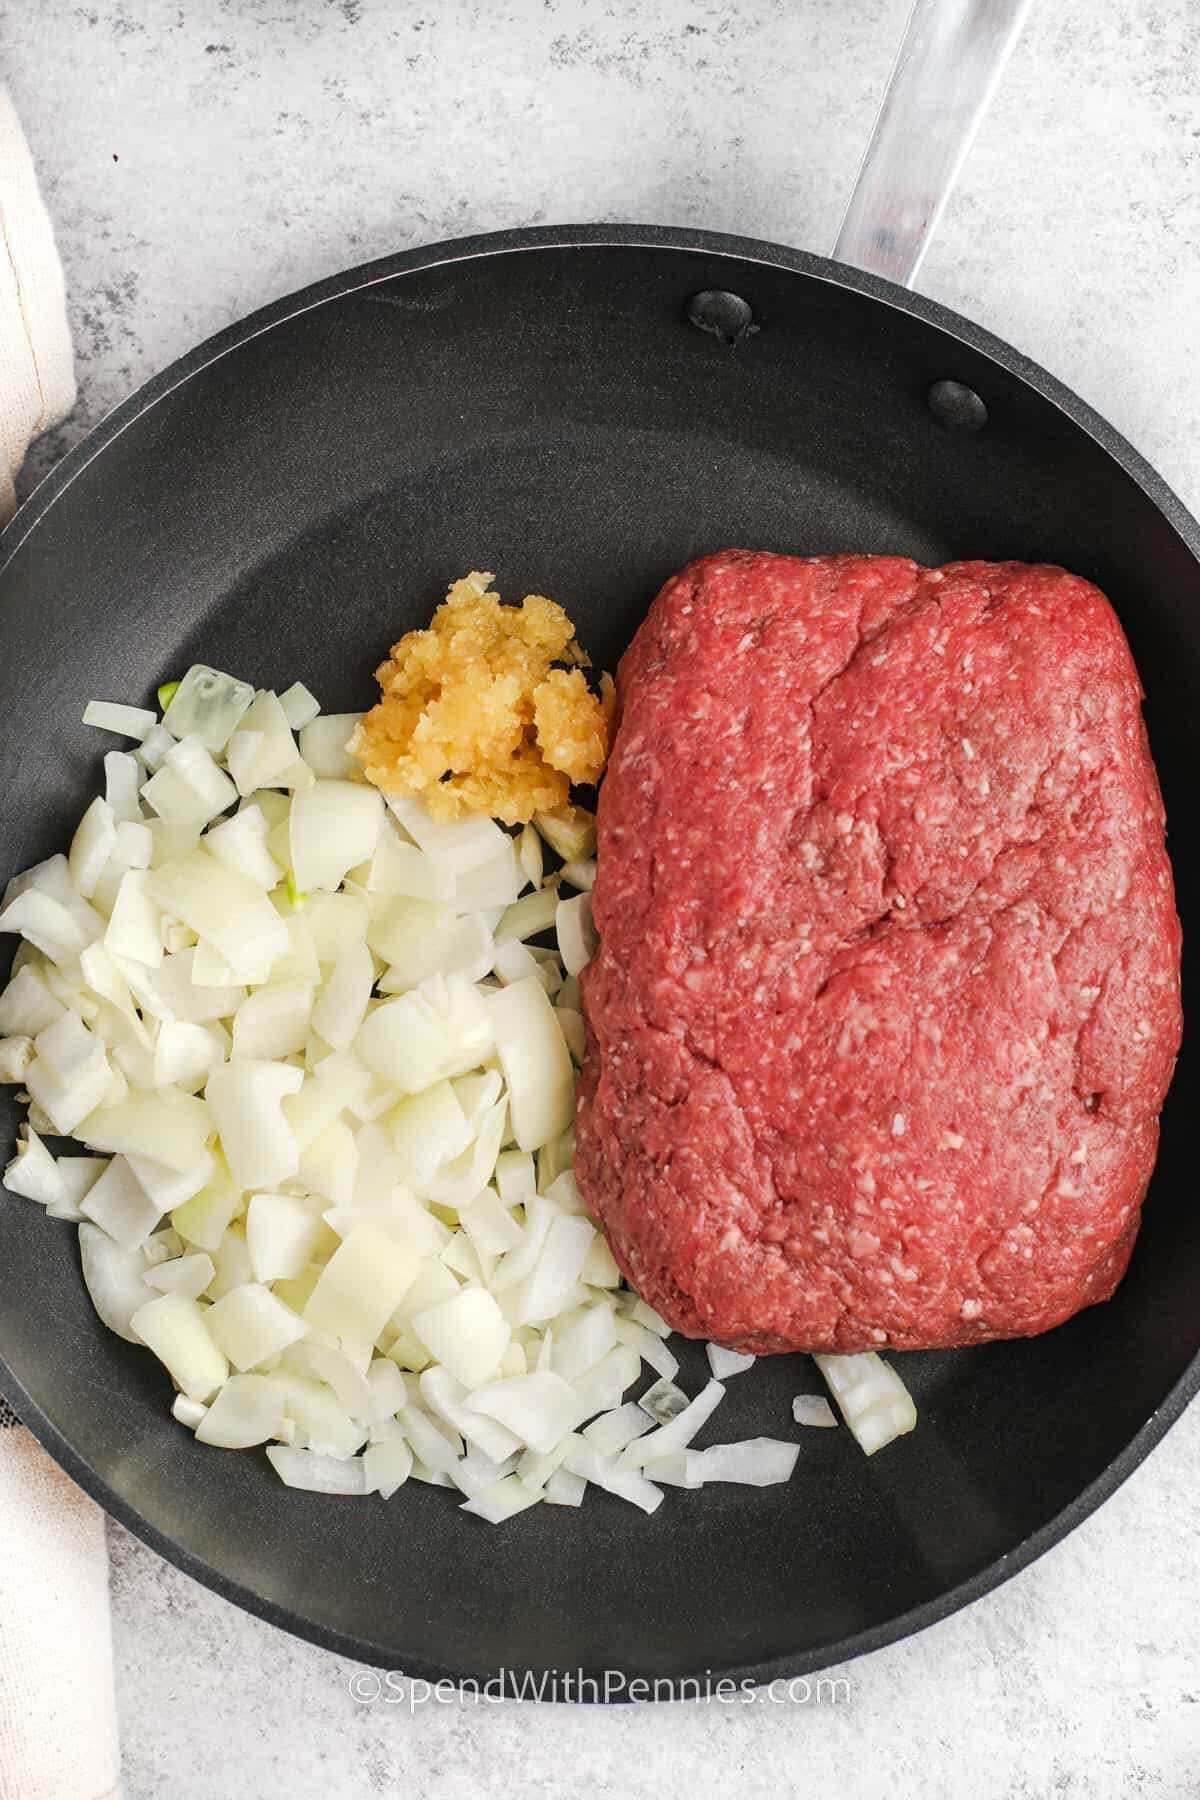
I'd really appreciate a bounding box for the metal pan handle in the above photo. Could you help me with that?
[833,0,1034,289]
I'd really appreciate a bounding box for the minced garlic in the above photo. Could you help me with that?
[349,572,614,824]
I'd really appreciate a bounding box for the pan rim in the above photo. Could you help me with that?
[1,221,1197,1694]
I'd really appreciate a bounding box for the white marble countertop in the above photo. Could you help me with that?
[3,1,1199,1794]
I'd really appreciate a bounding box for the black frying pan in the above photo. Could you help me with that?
[0,10,1196,1693]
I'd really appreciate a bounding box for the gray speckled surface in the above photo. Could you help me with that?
[3,1,1200,1794]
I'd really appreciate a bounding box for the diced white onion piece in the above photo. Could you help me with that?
[246,1192,327,1282]
[637,1378,693,1425]
[4,1127,66,1205]
[154,851,290,982]
[364,1437,413,1498]
[458,1472,541,1523]
[152,1019,219,1090]
[792,1394,838,1429]
[289,781,384,893]
[614,1316,679,1382]
[105,864,165,964]
[814,1352,918,1455]
[154,735,238,825]
[69,798,118,900]
[492,939,540,986]
[206,1283,308,1370]
[171,1394,208,1429]
[410,1286,509,1389]
[225,691,299,794]
[284,1341,374,1418]
[559,858,597,892]
[311,940,373,1053]
[550,1304,618,1384]
[646,1451,699,1489]
[80,1087,212,1173]
[486,978,574,1153]
[26,1048,113,1138]
[126,1150,215,1215]
[582,1401,655,1457]
[161,665,255,751]
[297,714,362,780]
[494,1149,536,1208]
[360,1185,450,1260]
[516,824,543,890]
[130,1293,228,1401]
[277,1373,365,1458]
[0,966,64,1037]
[555,893,597,976]
[104,751,144,823]
[84,700,158,741]
[460,1187,522,1258]
[205,1226,253,1301]
[279,682,321,730]
[464,1371,584,1454]
[707,1344,757,1379]
[556,1008,586,1065]
[170,1157,240,1252]
[194,1373,286,1448]
[383,794,508,877]
[145,1252,216,1301]
[303,1222,422,1343]
[51,1154,107,1220]
[390,1257,459,1332]
[494,887,559,945]
[685,1438,800,1487]
[365,1356,408,1422]
[204,806,282,891]
[362,828,456,902]
[205,1059,302,1188]
[398,1404,463,1472]
[354,973,492,1094]
[581,1233,621,1289]
[563,1439,663,1515]
[79,1221,156,1341]
[451,1449,521,1499]
[417,1365,521,1463]
[266,1445,367,1494]
[449,843,524,916]
[544,1466,585,1506]
[489,1195,557,1295]
[421,1100,506,1209]
[571,1344,640,1420]
[625,1379,726,1467]
[35,1009,102,1082]
[232,983,313,1061]
[514,1214,596,1325]
[378,909,494,992]
[149,949,243,1022]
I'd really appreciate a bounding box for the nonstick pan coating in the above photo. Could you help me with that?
[0,226,1196,1688]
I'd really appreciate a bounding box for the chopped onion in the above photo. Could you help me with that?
[465,1371,584,1454]
[297,714,362,780]
[131,1292,228,1401]
[205,1059,303,1188]
[684,1438,800,1487]
[279,683,321,731]
[160,666,255,752]
[544,1466,586,1506]
[495,887,559,945]
[635,1376,709,1432]
[563,1438,662,1515]
[84,701,158,742]
[582,1401,655,1457]
[533,806,596,863]
[792,1394,838,1429]
[289,781,384,893]
[304,1221,423,1344]
[355,974,493,1094]
[814,1352,917,1456]
[486,978,573,1153]
[205,1283,308,1370]
[384,794,507,876]
[266,1445,367,1494]
[458,1472,541,1523]
[145,1252,215,1301]
[410,1287,510,1389]
[555,893,598,976]
[364,1437,413,1499]
[706,1344,757,1379]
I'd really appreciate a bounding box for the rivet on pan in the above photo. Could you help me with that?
[686,290,758,347]
[926,379,989,433]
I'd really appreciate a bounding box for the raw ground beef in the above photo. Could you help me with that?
[575,553,1182,1353]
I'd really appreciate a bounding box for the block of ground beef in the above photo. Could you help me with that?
[575,552,1182,1353]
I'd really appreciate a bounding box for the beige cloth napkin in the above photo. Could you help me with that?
[0,88,122,1800]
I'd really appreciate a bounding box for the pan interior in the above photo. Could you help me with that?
[0,240,1196,1682]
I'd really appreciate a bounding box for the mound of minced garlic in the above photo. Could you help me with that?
[349,572,614,824]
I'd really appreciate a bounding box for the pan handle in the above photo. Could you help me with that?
[833,0,1034,288]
